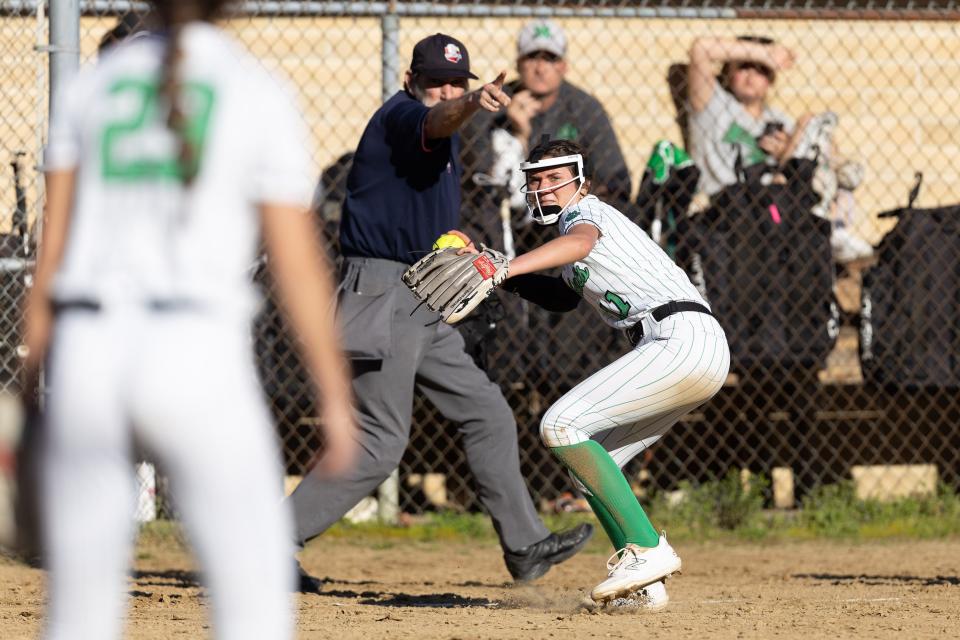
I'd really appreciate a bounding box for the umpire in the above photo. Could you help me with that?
[291,33,592,592]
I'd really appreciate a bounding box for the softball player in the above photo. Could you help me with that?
[500,139,730,607]
[23,1,356,638]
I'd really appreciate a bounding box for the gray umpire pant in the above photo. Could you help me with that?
[288,257,549,552]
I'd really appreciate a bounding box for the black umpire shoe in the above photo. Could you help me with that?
[296,562,324,594]
[503,523,594,583]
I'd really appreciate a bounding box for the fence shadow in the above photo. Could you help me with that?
[793,572,960,587]
[132,569,200,589]
[317,587,497,609]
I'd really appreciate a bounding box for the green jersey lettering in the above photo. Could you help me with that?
[101,77,216,181]
[722,122,767,167]
[556,122,579,141]
[569,264,589,295]
[602,291,631,321]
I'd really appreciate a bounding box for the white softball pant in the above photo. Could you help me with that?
[540,310,730,468]
[41,306,294,640]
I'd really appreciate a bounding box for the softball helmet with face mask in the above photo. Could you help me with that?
[519,153,585,225]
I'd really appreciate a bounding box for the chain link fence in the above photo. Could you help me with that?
[2,1,959,523]
[1,1,46,396]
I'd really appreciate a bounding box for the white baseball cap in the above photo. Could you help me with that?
[517,19,567,59]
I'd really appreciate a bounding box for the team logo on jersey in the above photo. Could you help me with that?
[602,291,631,321]
[556,123,579,141]
[569,264,589,295]
[444,44,463,64]
[564,209,581,224]
[723,122,767,166]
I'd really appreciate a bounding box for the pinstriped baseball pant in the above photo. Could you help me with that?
[540,311,730,473]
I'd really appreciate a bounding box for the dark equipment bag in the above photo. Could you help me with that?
[677,160,838,373]
[860,204,960,388]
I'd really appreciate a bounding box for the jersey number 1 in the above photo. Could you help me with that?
[101,78,216,181]
[603,291,631,321]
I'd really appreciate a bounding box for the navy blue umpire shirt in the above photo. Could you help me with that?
[339,90,461,265]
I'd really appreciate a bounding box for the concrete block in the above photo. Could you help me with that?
[344,496,379,524]
[850,464,938,501]
[406,472,449,508]
[772,467,796,509]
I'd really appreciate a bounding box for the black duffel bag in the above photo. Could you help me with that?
[677,160,838,374]
[860,203,960,388]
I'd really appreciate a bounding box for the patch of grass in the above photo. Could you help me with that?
[133,481,960,557]
[646,470,769,540]
[799,482,960,539]
[138,520,189,551]
[322,510,498,545]
[319,510,608,551]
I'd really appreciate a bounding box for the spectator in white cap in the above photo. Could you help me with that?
[460,18,631,224]
[511,19,630,212]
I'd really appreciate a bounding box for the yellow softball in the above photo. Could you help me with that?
[432,233,468,250]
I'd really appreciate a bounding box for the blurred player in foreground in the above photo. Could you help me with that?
[406,138,730,608]
[23,0,357,637]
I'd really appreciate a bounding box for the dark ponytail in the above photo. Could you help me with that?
[151,0,230,184]
[159,24,195,183]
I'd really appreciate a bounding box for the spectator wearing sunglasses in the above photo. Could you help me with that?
[687,35,806,196]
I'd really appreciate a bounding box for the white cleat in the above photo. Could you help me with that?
[590,535,681,603]
[640,580,670,610]
[604,580,670,611]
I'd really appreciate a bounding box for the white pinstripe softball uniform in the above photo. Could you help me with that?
[542,195,731,468]
[41,24,310,640]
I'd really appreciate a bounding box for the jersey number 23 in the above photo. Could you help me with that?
[101,77,216,181]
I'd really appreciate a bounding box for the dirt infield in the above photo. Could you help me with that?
[2,535,959,639]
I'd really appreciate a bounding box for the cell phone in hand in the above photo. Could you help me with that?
[762,121,785,137]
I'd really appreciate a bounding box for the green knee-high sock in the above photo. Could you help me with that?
[552,440,660,548]
[583,491,627,552]
[567,465,626,550]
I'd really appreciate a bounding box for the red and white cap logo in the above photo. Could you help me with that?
[444,43,463,64]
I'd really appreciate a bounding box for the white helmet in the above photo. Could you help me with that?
[519,153,585,225]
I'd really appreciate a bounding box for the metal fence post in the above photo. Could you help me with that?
[48,0,80,116]
[376,4,401,526]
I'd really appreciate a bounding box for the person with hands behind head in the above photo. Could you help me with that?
[289,32,593,594]
[443,139,730,609]
[687,34,873,262]
[23,0,357,636]
[687,34,806,195]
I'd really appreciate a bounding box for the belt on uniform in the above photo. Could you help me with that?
[625,301,714,346]
[51,298,200,315]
